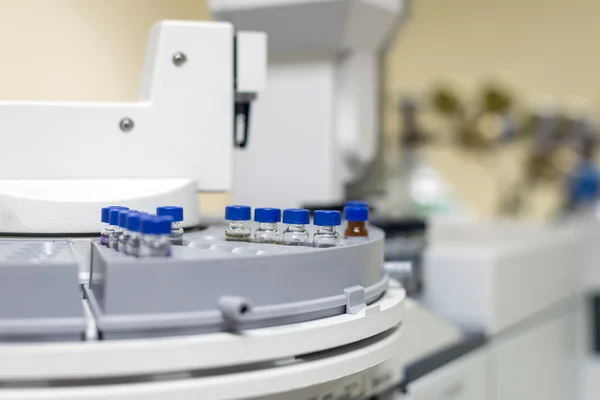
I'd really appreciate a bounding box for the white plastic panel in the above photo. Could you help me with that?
[0,179,199,233]
[406,350,488,400]
[336,52,379,182]
[211,0,404,55]
[344,0,403,51]
[0,287,404,380]
[490,307,577,400]
[0,21,233,191]
[232,57,342,209]
[370,297,464,397]
[0,326,402,400]
[236,31,267,93]
[210,0,334,10]
[363,0,403,12]
[423,221,580,334]
[392,298,463,371]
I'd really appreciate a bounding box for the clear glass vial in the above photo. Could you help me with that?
[140,216,172,258]
[118,211,141,252]
[100,206,126,247]
[254,208,282,244]
[157,206,185,245]
[124,212,144,257]
[225,205,252,242]
[108,208,129,250]
[282,208,310,246]
[312,210,341,248]
[344,206,369,238]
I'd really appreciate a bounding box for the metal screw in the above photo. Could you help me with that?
[172,52,187,66]
[119,118,134,132]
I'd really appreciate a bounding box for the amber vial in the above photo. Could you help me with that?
[344,206,369,238]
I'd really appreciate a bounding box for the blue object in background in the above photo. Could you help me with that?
[567,160,600,208]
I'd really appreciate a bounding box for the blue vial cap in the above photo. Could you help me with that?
[254,208,281,223]
[314,210,341,226]
[283,208,310,225]
[157,206,184,222]
[118,210,137,228]
[225,205,251,221]
[127,213,143,232]
[345,200,368,208]
[109,207,129,225]
[140,216,172,235]
[345,206,369,222]
[101,206,127,223]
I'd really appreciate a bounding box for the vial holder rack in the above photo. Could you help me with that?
[0,241,86,342]
[0,225,385,341]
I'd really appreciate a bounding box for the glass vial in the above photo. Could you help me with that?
[282,208,310,246]
[108,208,129,250]
[124,213,144,257]
[140,216,172,258]
[100,206,126,247]
[254,208,282,244]
[344,206,369,238]
[312,210,341,248]
[157,206,185,245]
[117,210,136,251]
[225,205,252,242]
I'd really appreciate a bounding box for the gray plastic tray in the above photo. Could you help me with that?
[0,241,86,342]
[86,225,387,339]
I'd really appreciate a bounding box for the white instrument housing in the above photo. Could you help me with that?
[0,21,266,234]
[211,0,406,209]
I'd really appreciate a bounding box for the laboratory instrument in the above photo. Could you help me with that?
[253,207,282,244]
[0,9,591,400]
[100,206,126,246]
[344,206,369,238]
[157,206,185,244]
[224,205,252,242]
[117,210,137,251]
[140,215,172,257]
[108,208,129,250]
[0,20,266,235]
[281,208,310,246]
[124,212,144,257]
[211,0,407,209]
[313,210,341,248]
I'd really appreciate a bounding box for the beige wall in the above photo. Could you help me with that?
[0,0,593,218]
[0,0,209,101]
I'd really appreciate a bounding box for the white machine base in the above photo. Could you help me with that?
[0,179,200,234]
[0,285,405,400]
